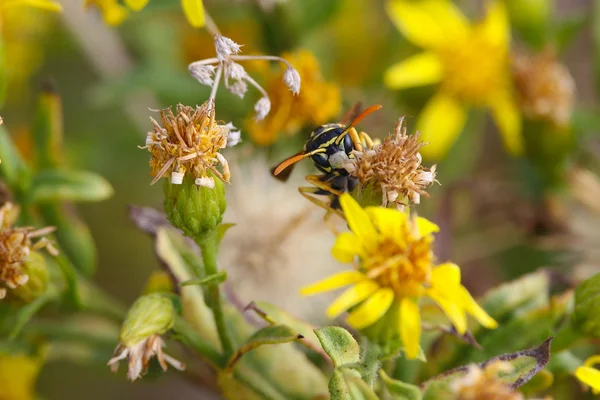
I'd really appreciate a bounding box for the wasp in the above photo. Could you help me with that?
[272,104,382,217]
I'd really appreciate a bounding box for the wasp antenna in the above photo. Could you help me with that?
[273,153,309,176]
[346,104,383,130]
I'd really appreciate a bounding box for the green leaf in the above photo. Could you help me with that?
[39,203,97,276]
[30,169,113,203]
[422,338,553,399]
[479,271,550,322]
[225,325,303,372]
[329,368,379,400]
[180,271,227,287]
[251,301,321,350]
[216,223,235,246]
[315,326,360,368]
[574,272,600,337]
[5,290,57,339]
[379,370,422,400]
[519,368,554,396]
[0,126,31,191]
[594,0,600,96]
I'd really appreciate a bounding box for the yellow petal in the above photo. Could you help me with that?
[420,0,469,38]
[489,90,523,155]
[585,355,600,368]
[365,206,406,237]
[326,280,380,318]
[384,52,443,90]
[386,0,447,48]
[459,286,498,329]
[416,217,439,238]
[339,194,377,249]
[479,1,510,47]
[427,288,467,334]
[3,0,62,11]
[399,298,421,360]
[332,232,364,263]
[431,263,461,288]
[125,0,149,11]
[575,366,600,393]
[300,271,365,296]
[181,0,205,28]
[417,92,467,160]
[346,288,394,329]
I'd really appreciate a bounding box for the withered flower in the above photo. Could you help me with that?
[344,118,437,209]
[107,293,184,381]
[512,49,575,127]
[451,361,524,400]
[142,102,237,188]
[0,202,57,300]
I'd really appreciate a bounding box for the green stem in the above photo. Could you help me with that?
[173,317,224,368]
[195,229,234,358]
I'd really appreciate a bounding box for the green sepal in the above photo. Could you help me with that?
[32,84,64,169]
[315,326,360,368]
[29,169,113,203]
[379,370,422,400]
[225,325,303,373]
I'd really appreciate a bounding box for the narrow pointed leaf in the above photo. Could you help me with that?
[30,169,113,203]
[315,326,360,368]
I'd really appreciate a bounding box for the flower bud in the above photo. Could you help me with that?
[163,172,226,238]
[574,273,600,337]
[10,252,49,304]
[120,293,175,346]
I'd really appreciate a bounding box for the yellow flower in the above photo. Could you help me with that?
[301,194,497,359]
[246,50,341,146]
[86,0,204,27]
[575,355,600,395]
[0,353,43,400]
[384,0,521,160]
[0,0,61,102]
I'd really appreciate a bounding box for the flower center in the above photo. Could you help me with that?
[437,31,506,105]
[362,233,433,297]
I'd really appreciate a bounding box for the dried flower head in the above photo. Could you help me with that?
[107,293,183,381]
[246,49,341,146]
[0,202,57,299]
[452,361,522,400]
[512,49,575,127]
[188,35,301,121]
[142,102,235,188]
[345,118,437,209]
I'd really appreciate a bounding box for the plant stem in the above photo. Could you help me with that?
[174,317,224,368]
[195,229,234,358]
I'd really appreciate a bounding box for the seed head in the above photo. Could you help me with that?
[214,36,242,62]
[188,63,216,86]
[346,118,437,209]
[0,203,57,299]
[512,49,575,127]
[142,102,235,186]
[283,67,301,95]
[254,97,271,121]
[451,361,524,400]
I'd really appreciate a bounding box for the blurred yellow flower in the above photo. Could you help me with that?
[575,355,600,394]
[0,353,43,400]
[87,0,205,27]
[0,0,61,102]
[384,0,521,160]
[301,194,497,359]
[247,50,340,146]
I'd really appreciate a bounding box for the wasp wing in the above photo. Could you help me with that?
[270,150,305,182]
[339,102,363,126]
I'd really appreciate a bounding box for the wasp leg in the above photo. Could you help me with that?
[359,131,375,149]
[299,186,344,219]
[305,174,344,197]
[348,127,364,152]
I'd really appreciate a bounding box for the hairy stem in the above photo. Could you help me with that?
[195,230,234,358]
